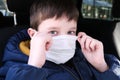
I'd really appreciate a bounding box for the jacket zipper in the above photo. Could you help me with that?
[60,65,80,80]
[72,56,84,80]
[73,62,83,80]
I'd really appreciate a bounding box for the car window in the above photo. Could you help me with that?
[0,0,13,16]
[82,0,113,20]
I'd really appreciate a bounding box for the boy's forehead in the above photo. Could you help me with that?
[38,17,77,30]
[40,16,76,24]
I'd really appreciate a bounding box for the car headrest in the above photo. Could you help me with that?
[6,0,34,13]
[6,0,34,25]
[112,0,120,18]
[0,12,3,18]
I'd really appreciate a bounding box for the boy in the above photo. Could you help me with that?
[0,0,120,80]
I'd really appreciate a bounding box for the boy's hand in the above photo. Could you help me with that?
[28,32,52,68]
[77,32,109,72]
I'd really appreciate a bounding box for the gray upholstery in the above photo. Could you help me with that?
[113,22,120,57]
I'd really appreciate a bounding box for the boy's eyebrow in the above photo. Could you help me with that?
[47,26,77,30]
[70,27,77,30]
[48,26,59,29]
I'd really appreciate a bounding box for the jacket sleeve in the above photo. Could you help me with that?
[91,54,120,80]
[5,64,47,80]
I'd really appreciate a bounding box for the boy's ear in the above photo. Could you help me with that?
[27,28,36,38]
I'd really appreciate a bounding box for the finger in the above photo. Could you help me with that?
[46,35,52,51]
[89,39,96,51]
[77,32,87,49]
[85,37,92,51]
[31,31,45,40]
[45,34,52,50]
[77,32,86,41]
[31,31,38,39]
[95,40,103,50]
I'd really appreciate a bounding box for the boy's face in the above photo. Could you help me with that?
[29,16,77,37]
[39,16,77,37]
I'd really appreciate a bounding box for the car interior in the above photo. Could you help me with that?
[113,22,120,58]
[0,0,120,67]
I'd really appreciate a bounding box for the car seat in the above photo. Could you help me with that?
[0,12,3,17]
[0,0,34,66]
[6,0,34,26]
[113,22,120,58]
[112,0,120,19]
[112,0,120,59]
[0,12,3,26]
[0,26,28,66]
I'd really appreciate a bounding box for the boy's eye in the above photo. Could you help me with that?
[68,31,76,35]
[49,31,58,36]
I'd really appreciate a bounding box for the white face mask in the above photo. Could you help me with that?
[46,35,77,64]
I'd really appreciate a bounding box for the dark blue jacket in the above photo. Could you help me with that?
[0,29,120,80]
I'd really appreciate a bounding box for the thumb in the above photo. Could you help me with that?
[46,36,52,51]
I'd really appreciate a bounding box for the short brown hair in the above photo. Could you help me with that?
[30,0,79,30]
